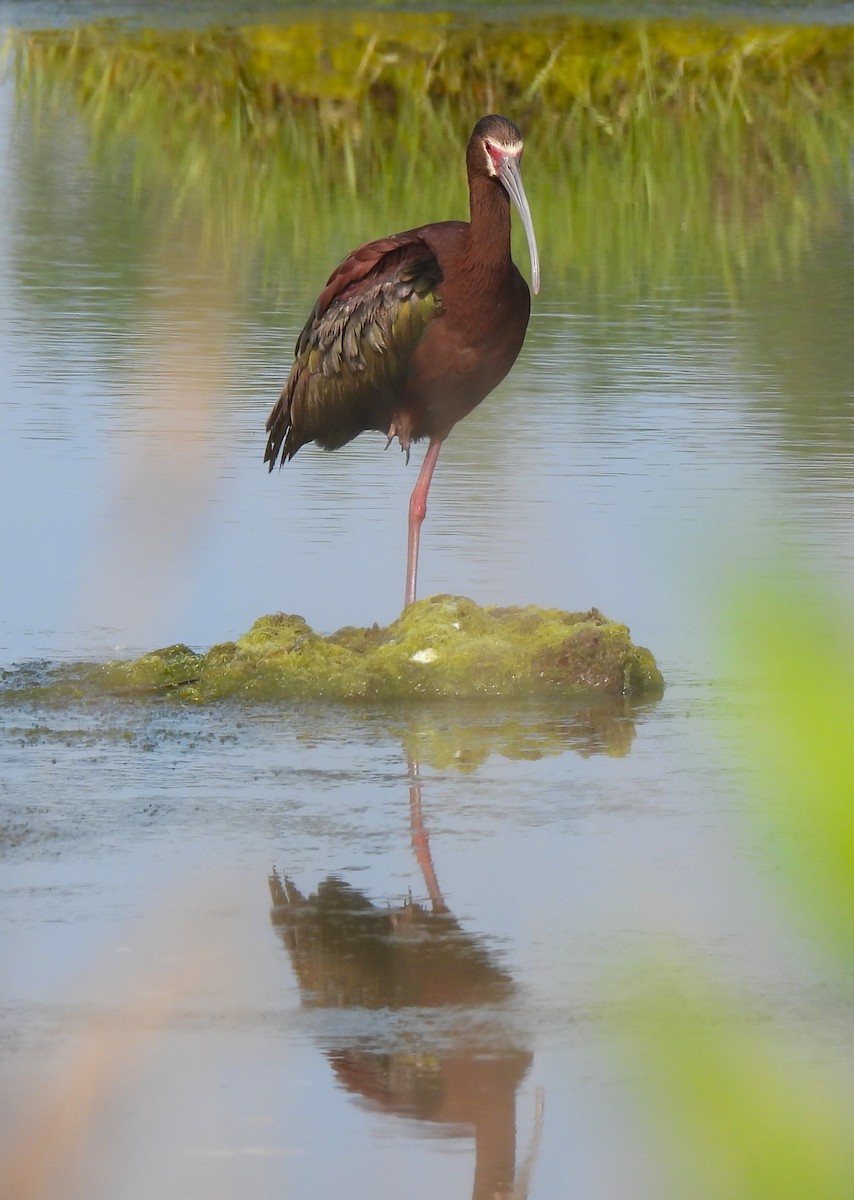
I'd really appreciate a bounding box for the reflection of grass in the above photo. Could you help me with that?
[395,691,650,767]
[7,16,854,299]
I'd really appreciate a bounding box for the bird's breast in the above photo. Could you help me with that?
[401,267,530,439]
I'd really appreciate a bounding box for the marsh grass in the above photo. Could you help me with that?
[7,15,853,303]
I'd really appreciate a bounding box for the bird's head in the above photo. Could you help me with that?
[469,115,540,295]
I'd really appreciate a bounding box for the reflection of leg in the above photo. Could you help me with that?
[512,1087,545,1200]
[407,755,447,913]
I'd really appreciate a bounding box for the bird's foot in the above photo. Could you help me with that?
[385,420,412,465]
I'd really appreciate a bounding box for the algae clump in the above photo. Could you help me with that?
[92,597,663,702]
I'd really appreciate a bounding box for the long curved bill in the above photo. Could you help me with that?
[497,155,541,295]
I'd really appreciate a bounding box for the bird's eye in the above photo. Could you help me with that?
[484,140,504,171]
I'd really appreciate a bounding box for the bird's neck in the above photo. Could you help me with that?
[466,174,513,281]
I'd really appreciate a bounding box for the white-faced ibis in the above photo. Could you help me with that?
[264,114,539,607]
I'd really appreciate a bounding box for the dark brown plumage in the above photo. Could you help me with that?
[265,114,539,606]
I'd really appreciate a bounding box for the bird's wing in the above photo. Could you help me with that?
[264,233,443,467]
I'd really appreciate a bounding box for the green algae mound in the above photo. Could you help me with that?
[96,597,663,702]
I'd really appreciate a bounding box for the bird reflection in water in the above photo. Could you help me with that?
[269,759,542,1200]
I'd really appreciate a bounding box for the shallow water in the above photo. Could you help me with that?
[2,6,854,1198]
[4,687,846,1199]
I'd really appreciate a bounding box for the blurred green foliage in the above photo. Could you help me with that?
[733,584,854,961]
[629,972,854,1200]
[624,585,854,1199]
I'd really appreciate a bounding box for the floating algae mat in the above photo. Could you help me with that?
[75,597,662,703]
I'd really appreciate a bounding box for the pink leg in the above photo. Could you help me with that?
[405,437,443,608]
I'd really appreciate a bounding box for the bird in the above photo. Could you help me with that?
[264,114,540,608]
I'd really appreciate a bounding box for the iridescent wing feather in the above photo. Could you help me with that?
[264,234,443,466]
